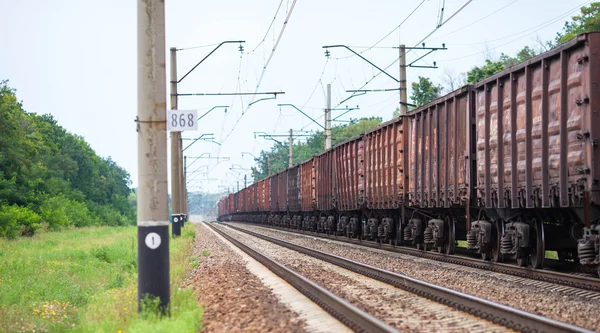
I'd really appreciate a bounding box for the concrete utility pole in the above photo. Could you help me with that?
[323,44,445,118]
[137,0,169,313]
[399,45,408,116]
[289,128,293,167]
[169,47,182,237]
[324,84,332,150]
[182,156,187,228]
[244,174,247,188]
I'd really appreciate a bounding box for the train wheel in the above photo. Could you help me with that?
[492,219,504,263]
[530,218,545,269]
[445,216,455,255]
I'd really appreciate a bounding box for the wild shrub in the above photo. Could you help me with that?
[0,204,42,238]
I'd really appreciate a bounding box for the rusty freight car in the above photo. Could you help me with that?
[469,32,600,270]
[313,148,336,232]
[402,86,475,254]
[218,33,600,276]
[333,135,365,237]
[288,165,301,223]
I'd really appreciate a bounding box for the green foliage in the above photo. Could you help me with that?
[465,3,600,84]
[499,46,538,67]
[556,2,600,44]
[0,80,135,237]
[0,205,42,239]
[410,76,443,107]
[0,226,202,333]
[40,195,102,229]
[466,59,505,84]
[253,117,383,180]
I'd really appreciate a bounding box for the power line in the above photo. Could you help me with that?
[333,0,427,60]
[438,0,592,62]
[218,0,299,146]
[176,42,221,51]
[299,0,471,132]
[247,0,299,108]
[334,0,473,109]
[428,0,520,42]
[247,0,286,54]
[446,0,590,47]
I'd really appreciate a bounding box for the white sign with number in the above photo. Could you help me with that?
[167,110,198,131]
[145,232,161,250]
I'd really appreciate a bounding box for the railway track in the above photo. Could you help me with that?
[236,222,600,293]
[215,222,594,333]
[205,222,399,333]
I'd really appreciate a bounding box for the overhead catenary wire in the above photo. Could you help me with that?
[247,0,286,54]
[428,0,520,42]
[332,0,427,60]
[438,0,592,62]
[176,42,221,51]
[247,0,299,108]
[299,0,473,132]
[446,0,591,47]
[335,0,472,108]
[218,0,299,146]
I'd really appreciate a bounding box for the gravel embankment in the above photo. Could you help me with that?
[218,224,512,333]
[183,224,306,333]
[229,223,600,332]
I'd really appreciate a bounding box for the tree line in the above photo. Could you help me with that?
[0,81,135,238]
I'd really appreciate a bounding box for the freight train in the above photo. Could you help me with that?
[218,33,600,275]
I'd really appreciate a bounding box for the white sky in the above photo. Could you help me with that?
[0,0,590,193]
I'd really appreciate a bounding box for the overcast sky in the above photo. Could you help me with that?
[0,0,590,193]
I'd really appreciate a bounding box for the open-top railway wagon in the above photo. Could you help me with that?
[218,33,600,275]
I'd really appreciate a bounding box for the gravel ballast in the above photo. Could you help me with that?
[229,222,600,332]
[218,224,512,333]
[183,223,306,333]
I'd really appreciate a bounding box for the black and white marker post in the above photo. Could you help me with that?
[172,214,181,237]
[136,0,170,313]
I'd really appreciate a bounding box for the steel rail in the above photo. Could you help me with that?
[206,223,400,333]
[224,223,594,333]
[244,223,600,293]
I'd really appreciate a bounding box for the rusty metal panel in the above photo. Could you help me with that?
[333,136,363,211]
[265,178,271,212]
[240,188,246,213]
[277,171,288,212]
[588,33,600,206]
[475,32,600,209]
[270,175,278,212]
[363,119,403,209]
[288,165,300,212]
[248,183,258,212]
[407,87,472,208]
[315,149,336,211]
[300,158,314,211]
[217,198,224,217]
[257,179,265,211]
[228,193,234,214]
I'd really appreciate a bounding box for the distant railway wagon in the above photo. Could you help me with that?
[217,33,600,276]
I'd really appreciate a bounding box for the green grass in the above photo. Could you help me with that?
[0,226,201,333]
